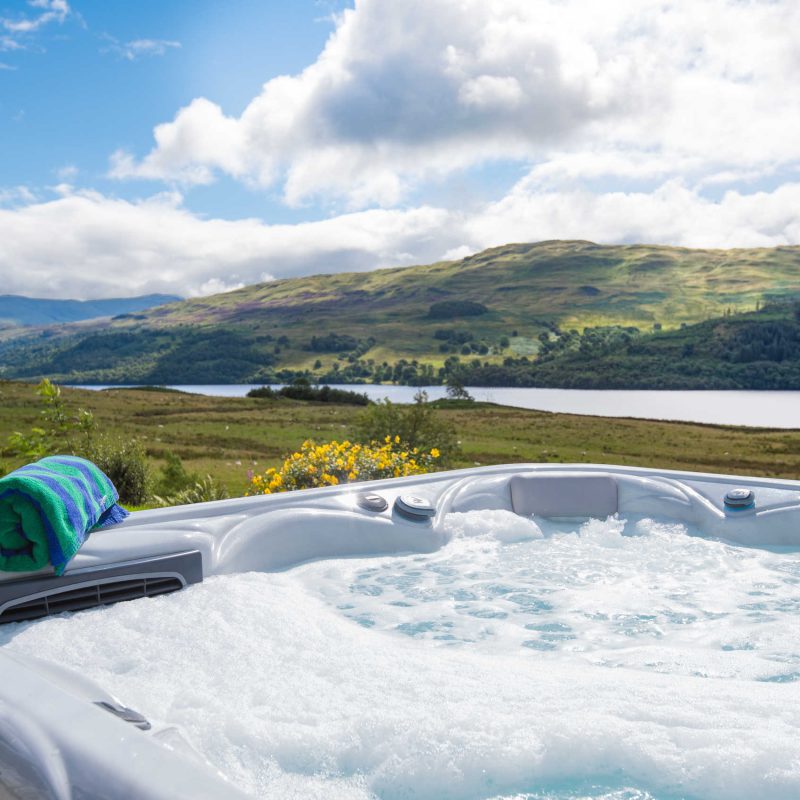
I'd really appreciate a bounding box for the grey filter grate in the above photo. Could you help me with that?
[0,551,203,624]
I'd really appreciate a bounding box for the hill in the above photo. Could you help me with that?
[451,302,800,389]
[0,240,798,386]
[0,293,181,328]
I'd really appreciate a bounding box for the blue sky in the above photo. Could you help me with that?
[1,0,799,299]
[1,0,346,222]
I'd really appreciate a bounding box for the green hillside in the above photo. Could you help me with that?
[453,302,800,389]
[0,240,798,385]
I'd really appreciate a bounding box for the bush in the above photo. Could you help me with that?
[434,329,473,344]
[247,384,370,405]
[247,386,276,398]
[281,384,370,405]
[352,391,460,465]
[153,475,229,507]
[86,438,150,506]
[306,333,359,352]
[247,438,441,494]
[3,379,151,505]
[155,451,198,496]
[5,378,95,460]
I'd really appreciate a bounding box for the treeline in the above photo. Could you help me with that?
[711,320,800,363]
[247,382,370,405]
[258,303,800,390]
[4,298,800,390]
[537,325,642,361]
[305,333,375,354]
[434,328,509,355]
[446,303,800,389]
[0,328,281,385]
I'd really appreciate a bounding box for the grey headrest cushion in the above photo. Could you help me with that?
[510,474,618,518]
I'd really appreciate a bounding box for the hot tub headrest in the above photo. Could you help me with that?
[509,473,618,518]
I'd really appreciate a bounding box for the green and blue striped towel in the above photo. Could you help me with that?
[0,456,129,575]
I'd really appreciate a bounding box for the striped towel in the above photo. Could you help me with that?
[0,456,129,575]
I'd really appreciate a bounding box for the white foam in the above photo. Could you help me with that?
[3,511,800,799]
[306,511,800,680]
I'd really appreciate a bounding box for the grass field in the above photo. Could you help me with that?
[2,382,800,506]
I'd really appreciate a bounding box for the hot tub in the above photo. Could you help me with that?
[1,463,799,799]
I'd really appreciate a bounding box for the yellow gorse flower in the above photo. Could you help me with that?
[245,437,441,495]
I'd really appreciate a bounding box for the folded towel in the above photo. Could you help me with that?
[0,455,129,575]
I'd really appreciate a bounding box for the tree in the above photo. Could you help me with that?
[352,391,460,465]
[446,375,473,401]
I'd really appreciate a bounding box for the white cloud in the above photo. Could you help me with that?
[109,0,628,204]
[100,35,181,62]
[467,180,800,251]
[442,245,476,262]
[0,0,70,67]
[55,164,78,180]
[458,75,525,111]
[0,189,455,299]
[110,98,246,185]
[1,0,69,36]
[0,37,23,52]
[197,278,246,296]
[110,0,800,211]
[0,185,37,205]
[1,180,798,300]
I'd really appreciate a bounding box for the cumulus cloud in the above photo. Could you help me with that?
[110,0,800,210]
[109,0,629,205]
[1,179,799,300]
[0,188,455,299]
[468,180,800,251]
[0,185,37,206]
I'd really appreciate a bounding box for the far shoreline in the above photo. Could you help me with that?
[59,382,800,430]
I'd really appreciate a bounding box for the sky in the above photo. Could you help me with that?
[1,0,799,300]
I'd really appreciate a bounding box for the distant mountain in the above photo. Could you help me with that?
[0,294,181,327]
[0,240,798,386]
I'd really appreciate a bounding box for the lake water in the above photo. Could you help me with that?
[70,384,800,428]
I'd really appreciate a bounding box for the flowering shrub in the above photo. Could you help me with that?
[247,437,441,494]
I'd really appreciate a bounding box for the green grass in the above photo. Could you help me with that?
[2,382,800,505]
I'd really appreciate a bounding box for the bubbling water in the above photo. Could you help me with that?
[2,511,800,800]
[302,511,800,682]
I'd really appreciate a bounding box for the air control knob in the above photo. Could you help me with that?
[394,494,436,520]
[356,493,389,512]
[724,488,755,509]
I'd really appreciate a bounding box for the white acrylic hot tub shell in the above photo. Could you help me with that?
[2,462,800,799]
